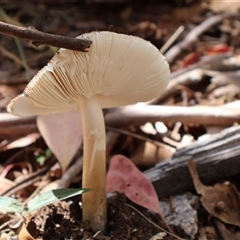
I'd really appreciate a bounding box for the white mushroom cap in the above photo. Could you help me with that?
[7,31,170,116]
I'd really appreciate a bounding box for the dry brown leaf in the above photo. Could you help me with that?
[17,222,37,240]
[188,160,240,226]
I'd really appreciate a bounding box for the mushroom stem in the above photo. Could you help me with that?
[79,96,107,232]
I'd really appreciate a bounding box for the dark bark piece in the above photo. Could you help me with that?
[144,125,240,198]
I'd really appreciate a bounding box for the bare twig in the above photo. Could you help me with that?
[0,21,92,51]
[165,13,237,64]
[0,45,24,66]
[23,172,51,205]
[106,126,172,150]
[58,156,83,188]
[160,26,184,54]
[125,204,183,240]
[0,7,31,79]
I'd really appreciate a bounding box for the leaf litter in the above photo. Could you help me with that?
[1,0,240,239]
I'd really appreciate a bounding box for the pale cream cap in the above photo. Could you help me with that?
[7,31,170,116]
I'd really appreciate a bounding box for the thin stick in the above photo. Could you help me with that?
[0,7,31,79]
[1,157,56,197]
[125,203,183,240]
[23,172,51,205]
[58,156,83,188]
[0,21,92,52]
[106,126,173,150]
[160,26,184,54]
[0,45,24,66]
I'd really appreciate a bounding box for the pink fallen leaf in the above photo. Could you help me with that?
[106,154,161,214]
[37,109,83,172]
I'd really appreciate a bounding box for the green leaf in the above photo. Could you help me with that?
[26,188,91,215]
[0,196,24,214]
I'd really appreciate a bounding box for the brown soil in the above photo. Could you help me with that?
[30,194,173,240]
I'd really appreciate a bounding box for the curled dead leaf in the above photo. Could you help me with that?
[188,160,240,226]
[17,221,37,240]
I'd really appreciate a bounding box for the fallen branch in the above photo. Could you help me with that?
[0,124,38,138]
[0,114,35,127]
[0,114,37,138]
[0,21,92,51]
[1,102,240,138]
[144,125,240,198]
[105,105,240,127]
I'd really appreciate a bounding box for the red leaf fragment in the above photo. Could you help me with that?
[206,44,230,55]
[182,51,200,67]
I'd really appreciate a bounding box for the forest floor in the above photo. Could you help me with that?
[1,1,240,239]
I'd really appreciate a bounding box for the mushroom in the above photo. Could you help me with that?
[7,31,170,231]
